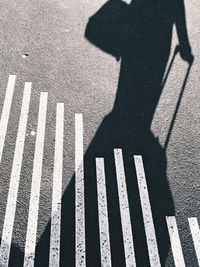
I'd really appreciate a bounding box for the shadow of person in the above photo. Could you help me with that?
[35,0,193,266]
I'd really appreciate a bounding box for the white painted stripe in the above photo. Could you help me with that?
[166,216,186,267]
[75,113,85,267]
[49,103,64,267]
[114,149,136,267]
[0,82,32,267]
[188,217,200,266]
[0,75,16,163]
[96,158,112,267]
[23,92,48,267]
[134,155,161,267]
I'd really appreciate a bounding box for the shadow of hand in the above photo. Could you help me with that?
[179,44,194,64]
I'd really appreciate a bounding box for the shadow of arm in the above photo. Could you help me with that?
[174,0,193,63]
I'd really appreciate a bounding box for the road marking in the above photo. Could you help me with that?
[166,216,186,267]
[0,82,32,267]
[114,149,136,267]
[49,103,64,267]
[75,113,85,267]
[96,158,112,267]
[0,76,197,267]
[188,217,200,266]
[23,92,48,267]
[134,155,161,267]
[0,75,16,163]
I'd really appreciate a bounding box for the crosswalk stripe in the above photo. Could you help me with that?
[75,113,86,267]
[188,217,200,266]
[23,92,48,267]
[0,82,32,267]
[96,158,112,267]
[134,155,161,267]
[0,75,16,163]
[49,103,64,267]
[114,149,136,267]
[166,216,186,267]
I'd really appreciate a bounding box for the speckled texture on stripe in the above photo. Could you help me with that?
[96,158,112,267]
[75,114,86,267]
[134,155,161,267]
[114,149,136,267]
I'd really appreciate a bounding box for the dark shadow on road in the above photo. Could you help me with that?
[0,239,24,267]
[34,0,193,266]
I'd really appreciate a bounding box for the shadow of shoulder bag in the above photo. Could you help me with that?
[85,0,130,58]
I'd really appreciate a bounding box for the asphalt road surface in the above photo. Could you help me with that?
[0,0,200,266]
